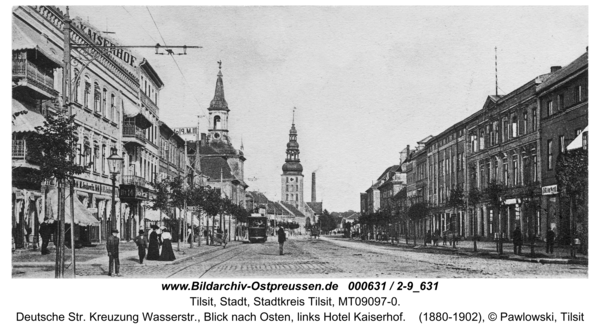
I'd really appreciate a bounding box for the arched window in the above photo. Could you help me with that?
[84,79,91,108]
[73,69,80,103]
[512,115,518,138]
[214,116,221,130]
[93,83,101,112]
[102,88,107,117]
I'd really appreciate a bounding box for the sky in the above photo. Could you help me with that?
[67,6,588,212]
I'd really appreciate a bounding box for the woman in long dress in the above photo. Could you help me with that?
[146,226,160,260]
[159,229,176,261]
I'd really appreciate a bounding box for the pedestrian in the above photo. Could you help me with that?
[39,217,52,255]
[203,228,209,245]
[187,227,193,244]
[277,225,286,255]
[106,229,121,277]
[425,230,432,246]
[134,229,148,265]
[159,229,176,261]
[546,228,555,254]
[24,224,32,246]
[146,225,160,260]
[442,230,447,246]
[513,225,523,255]
[433,229,440,246]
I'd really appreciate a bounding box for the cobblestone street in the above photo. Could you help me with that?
[14,235,586,278]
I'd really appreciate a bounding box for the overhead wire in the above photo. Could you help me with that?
[145,6,208,121]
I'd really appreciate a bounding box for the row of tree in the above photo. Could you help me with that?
[150,176,249,248]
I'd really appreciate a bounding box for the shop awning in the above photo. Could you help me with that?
[47,189,100,226]
[567,126,588,151]
[145,208,169,221]
[12,99,46,133]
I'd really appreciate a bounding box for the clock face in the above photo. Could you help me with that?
[290,178,294,182]
[213,133,220,139]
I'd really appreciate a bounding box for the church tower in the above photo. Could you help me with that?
[281,109,304,209]
[208,61,230,143]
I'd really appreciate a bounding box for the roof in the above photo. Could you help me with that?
[200,157,235,182]
[537,51,588,93]
[140,58,164,88]
[267,201,290,215]
[306,202,323,215]
[200,139,238,155]
[13,18,62,67]
[12,99,46,133]
[377,165,400,181]
[246,191,270,205]
[209,70,229,110]
[280,202,305,217]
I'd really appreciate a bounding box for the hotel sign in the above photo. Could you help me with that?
[173,127,199,141]
[542,185,558,195]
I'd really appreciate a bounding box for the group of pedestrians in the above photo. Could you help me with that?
[105,225,176,277]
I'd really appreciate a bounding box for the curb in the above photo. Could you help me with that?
[13,241,244,269]
[331,237,587,265]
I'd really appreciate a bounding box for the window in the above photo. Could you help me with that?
[575,85,583,102]
[494,158,499,181]
[583,131,588,150]
[559,135,565,154]
[296,185,298,191]
[532,108,537,131]
[503,157,508,184]
[93,145,99,173]
[93,83,100,112]
[479,129,485,150]
[214,116,221,130]
[512,155,518,185]
[511,115,518,138]
[493,121,499,145]
[533,154,538,182]
[102,89,107,117]
[523,110,528,135]
[486,161,491,184]
[102,145,106,174]
[470,132,477,152]
[547,100,554,117]
[110,94,116,121]
[84,81,91,108]
[547,140,553,170]
[558,94,565,111]
[576,128,583,136]
[502,117,508,142]
[74,69,80,103]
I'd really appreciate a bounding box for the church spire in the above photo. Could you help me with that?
[209,60,229,110]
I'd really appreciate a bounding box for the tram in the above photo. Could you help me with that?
[247,215,268,243]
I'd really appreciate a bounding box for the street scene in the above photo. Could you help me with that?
[11,6,587,279]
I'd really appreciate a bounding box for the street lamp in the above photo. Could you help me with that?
[107,150,124,234]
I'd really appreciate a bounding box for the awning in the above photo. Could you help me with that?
[13,18,62,67]
[12,99,46,133]
[567,126,588,151]
[47,189,100,226]
[144,208,169,221]
[122,96,152,129]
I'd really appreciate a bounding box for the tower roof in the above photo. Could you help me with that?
[209,63,229,110]
[282,110,302,174]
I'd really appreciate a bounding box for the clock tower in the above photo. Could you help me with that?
[281,110,304,209]
[208,61,230,143]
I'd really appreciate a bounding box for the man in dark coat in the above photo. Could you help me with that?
[106,229,121,277]
[39,217,52,255]
[134,229,148,265]
[277,226,286,255]
[546,228,556,254]
[513,226,523,255]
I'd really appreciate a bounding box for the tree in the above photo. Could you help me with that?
[556,148,588,257]
[483,180,506,254]
[320,209,337,234]
[27,110,87,278]
[408,202,429,245]
[467,187,482,252]
[446,186,465,248]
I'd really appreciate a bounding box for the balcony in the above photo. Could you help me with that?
[12,58,59,99]
[122,124,147,146]
[140,91,159,115]
[121,175,147,187]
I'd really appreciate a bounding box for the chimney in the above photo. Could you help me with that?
[551,66,562,73]
[311,172,316,202]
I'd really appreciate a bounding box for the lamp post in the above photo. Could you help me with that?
[107,150,124,236]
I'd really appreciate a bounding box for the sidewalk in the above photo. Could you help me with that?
[329,235,588,266]
[12,238,243,269]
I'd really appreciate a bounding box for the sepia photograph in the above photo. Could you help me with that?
[11,5,588,280]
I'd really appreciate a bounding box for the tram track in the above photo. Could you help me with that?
[165,243,247,278]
